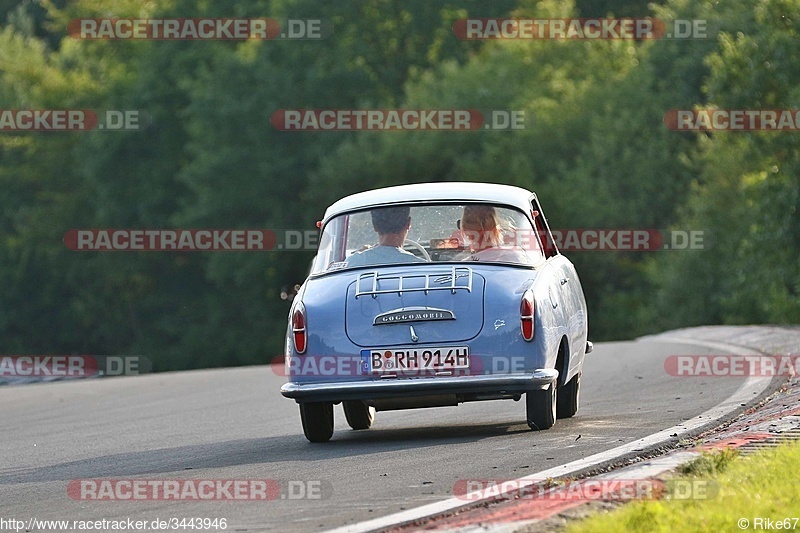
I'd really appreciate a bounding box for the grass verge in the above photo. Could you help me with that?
[566,441,800,533]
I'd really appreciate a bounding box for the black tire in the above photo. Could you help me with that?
[299,402,334,443]
[557,372,581,419]
[343,401,374,430]
[526,381,557,430]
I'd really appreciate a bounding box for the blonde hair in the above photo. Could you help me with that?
[461,205,502,248]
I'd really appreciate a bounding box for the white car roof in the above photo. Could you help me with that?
[323,182,536,222]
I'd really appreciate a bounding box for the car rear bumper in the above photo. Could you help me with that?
[280,370,559,403]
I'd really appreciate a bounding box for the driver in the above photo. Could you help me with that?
[345,205,426,267]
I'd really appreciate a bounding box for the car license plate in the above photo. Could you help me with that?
[361,346,470,373]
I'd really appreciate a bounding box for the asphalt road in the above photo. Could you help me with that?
[0,336,775,532]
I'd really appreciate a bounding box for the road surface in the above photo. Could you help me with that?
[1,327,797,532]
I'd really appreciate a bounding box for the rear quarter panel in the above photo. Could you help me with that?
[548,255,589,382]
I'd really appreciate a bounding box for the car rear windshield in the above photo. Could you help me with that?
[310,203,545,274]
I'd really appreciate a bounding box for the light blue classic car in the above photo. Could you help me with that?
[281,182,591,442]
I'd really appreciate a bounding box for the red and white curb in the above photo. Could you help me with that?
[411,451,704,532]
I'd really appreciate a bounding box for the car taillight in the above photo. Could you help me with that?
[520,289,534,341]
[292,302,307,354]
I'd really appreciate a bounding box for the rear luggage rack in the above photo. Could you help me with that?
[355,266,473,298]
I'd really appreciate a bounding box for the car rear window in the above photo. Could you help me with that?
[310,203,544,274]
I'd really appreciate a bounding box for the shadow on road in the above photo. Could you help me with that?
[0,421,533,485]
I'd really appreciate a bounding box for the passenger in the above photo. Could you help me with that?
[345,206,426,267]
[460,205,531,263]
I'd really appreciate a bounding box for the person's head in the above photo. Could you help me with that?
[371,206,411,235]
[461,205,502,251]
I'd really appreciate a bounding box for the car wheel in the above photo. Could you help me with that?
[343,401,374,430]
[526,381,556,430]
[299,402,334,442]
[557,372,580,419]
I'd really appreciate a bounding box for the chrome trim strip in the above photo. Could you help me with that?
[373,306,456,325]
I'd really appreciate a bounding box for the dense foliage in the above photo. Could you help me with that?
[0,0,797,370]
